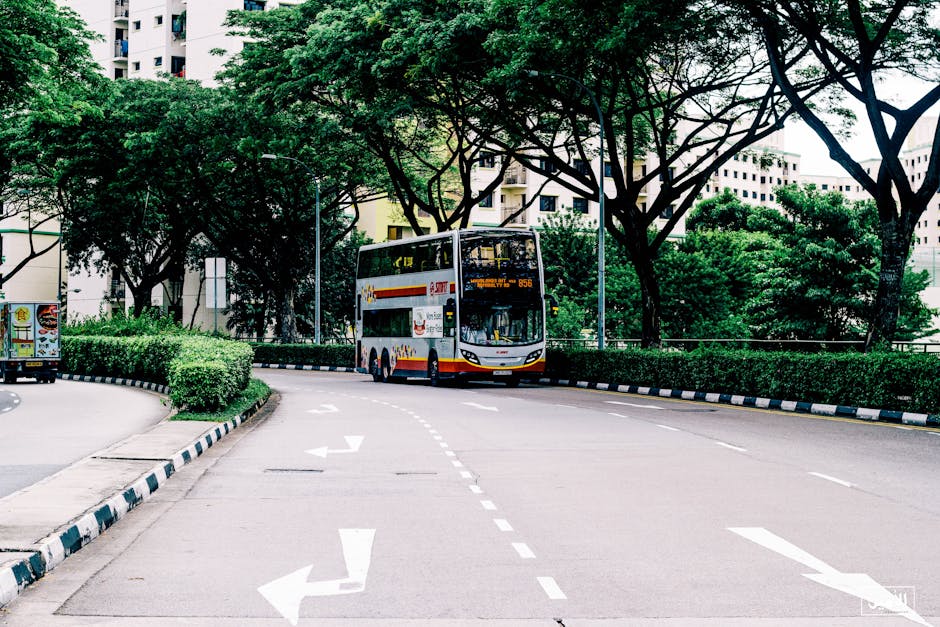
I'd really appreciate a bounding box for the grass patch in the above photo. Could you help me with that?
[171,378,271,422]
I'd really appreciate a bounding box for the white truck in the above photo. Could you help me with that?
[0,302,60,384]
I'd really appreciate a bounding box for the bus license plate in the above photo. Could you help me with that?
[493,370,512,376]
[25,361,42,367]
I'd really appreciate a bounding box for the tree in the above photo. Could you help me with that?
[0,0,102,288]
[222,0,510,235]
[472,0,837,347]
[740,0,940,348]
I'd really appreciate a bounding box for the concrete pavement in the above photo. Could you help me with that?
[0,375,269,608]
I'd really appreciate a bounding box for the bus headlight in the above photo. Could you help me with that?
[460,350,480,364]
[524,349,542,364]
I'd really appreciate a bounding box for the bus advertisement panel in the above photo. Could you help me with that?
[355,228,549,386]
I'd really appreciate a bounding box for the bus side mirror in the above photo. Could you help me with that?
[444,298,456,336]
[547,294,559,318]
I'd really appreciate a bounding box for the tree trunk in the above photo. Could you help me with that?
[634,253,663,349]
[866,225,908,351]
[277,287,298,344]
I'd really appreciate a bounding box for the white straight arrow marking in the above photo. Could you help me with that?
[307,404,339,414]
[258,528,376,626]
[305,436,364,458]
[729,527,931,627]
[462,402,499,411]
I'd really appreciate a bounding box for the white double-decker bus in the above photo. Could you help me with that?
[355,228,552,386]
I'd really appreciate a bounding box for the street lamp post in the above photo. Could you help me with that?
[261,153,322,344]
[525,70,606,349]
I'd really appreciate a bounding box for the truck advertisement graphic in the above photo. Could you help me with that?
[0,302,60,383]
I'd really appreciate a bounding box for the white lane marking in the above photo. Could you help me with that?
[537,576,567,600]
[460,471,473,479]
[608,412,626,418]
[930,432,940,437]
[439,442,449,448]
[715,441,747,452]
[896,426,913,431]
[429,429,438,434]
[433,435,443,440]
[257,529,375,626]
[494,519,514,532]
[605,400,663,410]
[513,543,536,559]
[469,485,483,494]
[555,404,576,409]
[481,500,497,511]
[809,472,853,488]
[305,436,364,458]
[729,527,930,626]
[462,402,499,412]
[445,451,456,457]
[657,424,680,432]
[452,461,464,468]
[307,404,339,414]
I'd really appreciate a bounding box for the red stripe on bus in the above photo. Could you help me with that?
[374,286,426,298]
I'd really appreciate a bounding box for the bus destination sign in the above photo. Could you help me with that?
[468,277,534,289]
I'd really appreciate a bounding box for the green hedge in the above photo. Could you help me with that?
[62,335,253,412]
[545,348,940,415]
[250,343,355,367]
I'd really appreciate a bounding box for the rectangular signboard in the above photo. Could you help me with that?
[412,306,443,338]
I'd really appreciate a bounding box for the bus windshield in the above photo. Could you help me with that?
[459,301,543,346]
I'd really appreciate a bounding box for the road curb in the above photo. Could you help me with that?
[253,362,356,373]
[0,385,270,608]
[537,377,940,428]
[57,372,171,395]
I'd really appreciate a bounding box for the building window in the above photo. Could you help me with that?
[154,56,163,67]
[572,197,588,214]
[478,193,493,208]
[760,193,766,201]
[821,184,829,190]
[742,190,749,198]
[478,151,495,168]
[133,20,141,30]
[573,159,590,176]
[660,205,674,219]
[155,15,163,26]
[723,169,728,177]
[604,161,613,178]
[244,0,266,9]
[539,195,557,212]
[539,158,557,174]
[733,171,738,178]
[171,56,185,77]
[114,68,125,79]
[132,61,140,71]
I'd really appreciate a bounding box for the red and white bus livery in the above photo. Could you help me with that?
[355,228,550,386]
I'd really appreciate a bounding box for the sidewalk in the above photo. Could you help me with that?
[0,390,266,608]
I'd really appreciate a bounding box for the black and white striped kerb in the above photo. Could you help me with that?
[537,377,940,428]
[0,395,268,608]
[254,362,356,373]
[57,373,171,395]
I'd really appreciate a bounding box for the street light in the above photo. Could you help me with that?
[525,70,606,349]
[261,153,322,344]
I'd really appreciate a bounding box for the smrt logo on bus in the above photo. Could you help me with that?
[428,281,450,295]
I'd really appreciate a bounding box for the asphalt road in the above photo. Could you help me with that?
[3,369,938,626]
[0,380,169,498]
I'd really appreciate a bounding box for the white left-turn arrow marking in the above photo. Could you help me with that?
[305,436,364,458]
[729,527,931,626]
[307,404,339,414]
[462,402,498,412]
[258,528,376,626]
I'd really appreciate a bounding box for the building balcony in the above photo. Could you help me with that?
[501,166,527,187]
[114,0,129,19]
[501,204,527,225]
[114,39,129,59]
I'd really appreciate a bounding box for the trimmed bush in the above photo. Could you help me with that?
[546,347,940,415]
[250,343,355,367]
[62,335,253,412]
